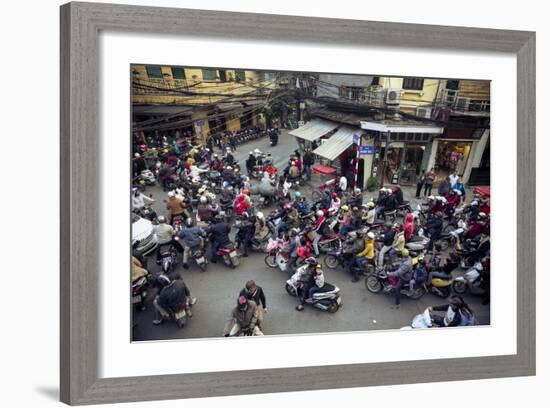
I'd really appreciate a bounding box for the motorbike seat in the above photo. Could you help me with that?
[313,283,339,295]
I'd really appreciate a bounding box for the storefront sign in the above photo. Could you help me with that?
[359,145,374,155]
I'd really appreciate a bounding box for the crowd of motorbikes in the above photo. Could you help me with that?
[131,130,490,333]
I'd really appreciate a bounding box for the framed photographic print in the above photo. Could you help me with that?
[60,1,535,405]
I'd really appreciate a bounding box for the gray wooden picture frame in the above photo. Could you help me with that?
[60,2,536,405]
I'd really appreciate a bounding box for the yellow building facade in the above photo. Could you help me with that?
[132,65,276,141]
[376,77,442,114]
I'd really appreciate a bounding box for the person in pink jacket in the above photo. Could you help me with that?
[403,212,415,242]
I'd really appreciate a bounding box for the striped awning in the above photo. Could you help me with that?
[289,119,339,142]
[313,126,359,161]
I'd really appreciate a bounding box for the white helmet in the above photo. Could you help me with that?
[199,196,207,204]
[134,153,140,158]
[167,191,175,198]
[354,188,361,194]
[474,262,484,271]
[249,151,253,155]
[254,148,260,154]
[367,232,375,240]
[227,166,233,171]
[471,200,479,206]
[257,212,264,220]
[198,187,206,195]
[428,195,435,201]
[157,215,166,223]
[479,212,487,218]
[132,187,138,193]
[316,210,324,217]
[192,176,201,183]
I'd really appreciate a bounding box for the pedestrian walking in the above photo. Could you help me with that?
[416,170,426,198]
[424,167,436,196]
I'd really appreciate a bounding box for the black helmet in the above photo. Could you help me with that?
[305,257,317,266]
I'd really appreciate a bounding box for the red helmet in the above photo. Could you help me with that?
[332,192,338,198]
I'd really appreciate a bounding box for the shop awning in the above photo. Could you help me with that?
[289,119,339,141]
[313,126,358,161]
[360,120,444,134]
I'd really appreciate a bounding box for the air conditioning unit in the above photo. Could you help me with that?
[416,106,432,119]
[385,88,402,105]
[455,97,471,111]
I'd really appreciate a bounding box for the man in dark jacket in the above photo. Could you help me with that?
[246,152,257,175]
[425,212,444,251]
[377,224,396,267]
[303,148,314,181]
[207,215,232,263]
[152,278,197,324]
[236,213,255,257]
[239,280,267,325]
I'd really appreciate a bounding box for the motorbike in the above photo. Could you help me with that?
[285,272,342,313]
[131,276,148,311]
[171,215,186,233]
[364,267,425,300]
[323,240,375,276]
[140,169,156,186]
[264,238,292,274]
[396,201,413,218]
[165,300,193,328]
[452,262,487,296]
[134,204,157,222]
[191,248,208,272]
[159,243,178,273]
[216,243,240,269]
[423,277,453,298]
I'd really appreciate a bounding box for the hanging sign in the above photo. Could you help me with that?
[353,133,361,145]
[359,145,374,155]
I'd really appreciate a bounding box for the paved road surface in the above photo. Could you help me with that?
[132,129,489,341]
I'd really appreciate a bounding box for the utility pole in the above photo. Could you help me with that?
[380,131,390,188]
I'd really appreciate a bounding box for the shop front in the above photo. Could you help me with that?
[360,120,444,186]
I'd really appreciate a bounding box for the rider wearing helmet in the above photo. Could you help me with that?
[346,187,363,208]
[177,218,207,269]
[387,248,414,308]
[294,258,320,311]
[166,190,187,224]
[328,191,341,216]
[153,215,177,263]
[206,214,231,263]
[350,229,376,282]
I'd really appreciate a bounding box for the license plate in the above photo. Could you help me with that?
[196,256,205,263]
[229,251,237,258]
[174,309,186,319]
[131,295,142,303]
[336,297,342,305]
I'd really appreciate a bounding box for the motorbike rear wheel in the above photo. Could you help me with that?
[323,255,339,269]
[452,280,468,295]
[408,287,425,300]
[365,275,383,293]
[264,254,278,268]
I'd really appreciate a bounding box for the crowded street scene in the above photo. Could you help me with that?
[130,66,490,340]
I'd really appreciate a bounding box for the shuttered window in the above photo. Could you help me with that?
[202,69,217,81]
[402,77,424,90]
[146,65,163,79]
[171,67,186,80]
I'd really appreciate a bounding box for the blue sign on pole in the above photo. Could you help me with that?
[359,145,374,155]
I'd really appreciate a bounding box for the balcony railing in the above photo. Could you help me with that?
[440,89,490,115]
